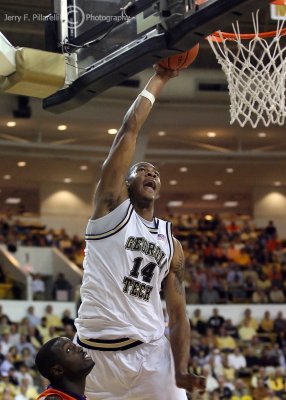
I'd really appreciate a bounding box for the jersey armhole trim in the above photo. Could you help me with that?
[85,203,133,240]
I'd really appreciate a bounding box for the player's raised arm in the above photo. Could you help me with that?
[163,238,206,394]
[91,67,178,220]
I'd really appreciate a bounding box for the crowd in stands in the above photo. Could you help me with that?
[0,303,285,399]
[0,214,286,398]
[1,214,286,304]
[187,307,286,399]
[0,215,285,301]
[0,304,76,400]
[162,215,286,305]
[0,218,85,269]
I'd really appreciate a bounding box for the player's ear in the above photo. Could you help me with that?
[51,364,64,378]
[125,180,130,188]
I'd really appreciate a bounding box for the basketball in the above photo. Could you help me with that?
[158,44,200,71]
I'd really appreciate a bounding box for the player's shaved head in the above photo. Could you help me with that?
[126,162,157,181]
[35,337,61,381]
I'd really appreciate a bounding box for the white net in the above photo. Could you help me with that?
[207,11,286,128]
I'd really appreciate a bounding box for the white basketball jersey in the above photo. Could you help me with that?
[75,199,174,343]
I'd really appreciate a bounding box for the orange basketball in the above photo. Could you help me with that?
[158,44,200,71]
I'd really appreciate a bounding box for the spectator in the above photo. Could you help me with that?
[0,330,13,356]
[265,220,277,239]
[44,305,62,331]
[252,288,269,303]
[62,325,75,341]
[269,285,285,303]
[61,309,75,331]
[26,306,41,328]
[240,309,258,330]
[9,324,20,348]
[228,348,247,371]
[14,377,39,400]
[245,346,260,369]
[267,368,286,396]
[52,273,72,301]
[20,348,35,369]
[251,367,268,389]
[260,346,279,368]
[14,363,34,387]
[215,327,236,352]
[276,331,286,349]
[273,311,286,334]
[36,317,50,344]
[0,353,14,376]
[228,275,246,302]
[0,372,17,398]
[224,319,239,339]
[31,273,45,301]
[16,334,36,358]
[191,309,207,336]
[207,308,225,335]
[238,320,257,342]
[220,355,235,381]
[201,282,221,304]
[256,273,272,293]
[262,389,280,400]
[243,275,256,300]
[214,376,233,399]
[0,315,12,336]
[231,378,252,400]
[201,365,219,393]
[259,311,274,334]
[252,378,269,400]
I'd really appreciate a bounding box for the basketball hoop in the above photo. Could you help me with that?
[207,6,286,128]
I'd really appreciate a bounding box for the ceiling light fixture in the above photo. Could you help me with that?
[207,131,216,137]
[158,131,166,136]
[274,181,282,186]
[6,121,16,127]
[179,167,188,172]
[258,132,267,138]
[226,168,234,173]
[5,197,21,204]
[17,161,26,167]
[3,175,11,180]
[167,201,183,207]
[64,178,72,183]
[80,165,88,171]
[214,180,222,186]
[108,128,118,135]
[169,180,178,185]
[224,201,238,207]
[57,125,67,131]
[202,194,217,200]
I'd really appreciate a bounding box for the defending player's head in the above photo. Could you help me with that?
[126,162,161,206]
[35,337,94,385]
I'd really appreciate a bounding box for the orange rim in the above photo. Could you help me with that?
[207,1,286,42]
[271,0,286,4]
[208,28,286,41]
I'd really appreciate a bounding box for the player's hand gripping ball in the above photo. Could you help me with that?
[158,44,200,70]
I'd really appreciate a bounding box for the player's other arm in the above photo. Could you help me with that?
[92,68,178,220]
[163,238,206,393]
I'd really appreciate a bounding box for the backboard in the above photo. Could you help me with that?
[44,0,266,113]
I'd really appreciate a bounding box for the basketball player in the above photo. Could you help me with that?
[35,337,95,400]
[74,65,206,399]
